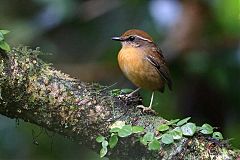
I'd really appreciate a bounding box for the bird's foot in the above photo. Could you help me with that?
[126,89,140,98]
[118,93,137,101]
[137,105,157,115]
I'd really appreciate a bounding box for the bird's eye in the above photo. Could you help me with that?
[128,36,135,41]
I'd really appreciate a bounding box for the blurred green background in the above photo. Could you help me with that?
[0,0,240,159]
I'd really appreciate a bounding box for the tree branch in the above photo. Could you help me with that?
[0,46,239,159]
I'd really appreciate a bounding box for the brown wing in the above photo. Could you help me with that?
[145,46,173,91]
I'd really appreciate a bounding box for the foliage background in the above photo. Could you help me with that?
[0,0,239,159]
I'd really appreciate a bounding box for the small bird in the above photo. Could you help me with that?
[112,29,172,113]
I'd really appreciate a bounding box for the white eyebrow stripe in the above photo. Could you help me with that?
[134,35,153,42]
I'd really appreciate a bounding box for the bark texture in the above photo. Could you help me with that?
[0,47,239,159]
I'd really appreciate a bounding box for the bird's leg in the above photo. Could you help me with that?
[149,91,154,109]
[137,92,157,114]
[127,88,141,97]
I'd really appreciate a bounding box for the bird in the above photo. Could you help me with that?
[112,29,172,113]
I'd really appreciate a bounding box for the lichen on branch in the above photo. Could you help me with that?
[0,46,239,159]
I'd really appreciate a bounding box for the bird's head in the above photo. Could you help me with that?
[112,29,154,48]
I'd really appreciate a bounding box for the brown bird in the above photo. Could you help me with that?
[112,29,172,113]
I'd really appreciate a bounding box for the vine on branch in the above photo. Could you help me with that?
[96,117,223,157]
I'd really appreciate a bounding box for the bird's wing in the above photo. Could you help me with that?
[145,47,173,91]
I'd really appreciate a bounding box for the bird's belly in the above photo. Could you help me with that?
[118,49,164,91]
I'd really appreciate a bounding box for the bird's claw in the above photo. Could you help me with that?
[137,105,157,115]
[118,94,135,101]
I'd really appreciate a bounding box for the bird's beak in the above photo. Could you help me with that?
[112,37,123,41]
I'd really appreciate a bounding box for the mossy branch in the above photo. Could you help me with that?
[0,47,239,159]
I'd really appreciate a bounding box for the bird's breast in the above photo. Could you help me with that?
[118,47,164,91]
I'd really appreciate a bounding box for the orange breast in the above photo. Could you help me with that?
[118,47,165,91]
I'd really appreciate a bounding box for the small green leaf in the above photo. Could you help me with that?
[110,127,120,133]
[161,133,174,144]
[0,30,10,35]
[196,126,202,132]
[102,140,108,148]
[140,137,148,145]
[109,135,118,149]
[143,132,154,142]
[148,139,160,150]
[200,123,213,135]
[166,119,180,125]
[132,126,144,133]
[170,127,182,140]
[0,41,10,52]
[177,117,191,126]
[181,123,196,136]
[212,132,223,140]
[110,89,121,96]
[121,88,133,94]
[100,147,107,158]
[118,125,132,137]
[0,32,4,41]
[110,121,125,129]
[157,124,170,132]
[96,135,105,143]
